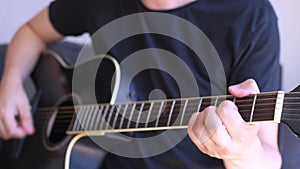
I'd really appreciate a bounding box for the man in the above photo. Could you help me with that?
[0,0,281,168]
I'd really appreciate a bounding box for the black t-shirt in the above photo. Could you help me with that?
[49,0,280,168]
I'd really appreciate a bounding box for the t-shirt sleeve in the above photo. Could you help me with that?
[228,1,281,92]
[49,0,89,36]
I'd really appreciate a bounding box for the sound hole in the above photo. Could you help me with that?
[48,99,74,144]
[43,94,79,151]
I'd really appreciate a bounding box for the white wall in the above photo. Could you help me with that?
[270,0,300,91]
[1,0,299,91]
[0,0,51,44]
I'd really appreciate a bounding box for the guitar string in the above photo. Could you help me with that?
[32,101,298,122]
[34,92,300,114]
[29,92,300,131]
[32,93,281,112]
[33,108,279,131]
[33,96,279,114]
[31,95,300,130]
[34,109,278,123]
[32,101,279,121]
[36,108,300,132]
[32,96,299,115]
[31,99,288,121]
[34,108,300,131]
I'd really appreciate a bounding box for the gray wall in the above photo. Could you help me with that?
[0,0,299,91]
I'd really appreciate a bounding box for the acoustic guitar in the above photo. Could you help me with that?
[0,51,299,169]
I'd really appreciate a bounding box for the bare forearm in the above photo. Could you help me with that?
[2,7,63,85]
[1,24,47,84]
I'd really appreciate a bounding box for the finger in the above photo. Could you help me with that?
[192,124,232,159]
[202,126,232,159]
[203,106,232,149]
[188,112,213,155]
[188,112,208,144]
[203,106,222,137]
[18,103,35,135]
[228,79,260,98]
[2,110,26,139]
[216,101,247,142]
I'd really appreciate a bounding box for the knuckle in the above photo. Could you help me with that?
[219,100,237,112]
[204,106,216,114]
[246,78,256,85]
[246,79,259,90]
[219,100,235,109]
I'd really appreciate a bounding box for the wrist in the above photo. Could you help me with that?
[1,72,23,87]
[223,138,264,169]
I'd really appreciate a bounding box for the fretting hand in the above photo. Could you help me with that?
[188,79,281,169]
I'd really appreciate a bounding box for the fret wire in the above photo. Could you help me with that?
[36,94,279,115]
[112,104,122,129]
[167,100,176,127]
[63,107,284,131]
[197,98,203,113]
[92,106,101,130]
[106,105,115,130]
[78,106,86,131]
[80,106,90,130]
[180,99,189,126]
[62,108,281,131]
[145,102,154,128]
[73,107,82,131]
[135,103,145,128]
[127,103,136,129]
[42,97,276,118]
[87,106,97,130]
[99,105,110,130]
[119,103,129,129]
[94,105,104,130]
[214,96,218,107]
[250,94,257,122]
[77,106,86,130]
[35,92,281,114]
[67,108,76,131]
[86,106,95,130]
[70,92,284,131]
[72,101,282,130]
[156,101,165,127]
[153,107,278,124]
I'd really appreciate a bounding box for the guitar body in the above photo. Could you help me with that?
[0,43,300,169]
[0,51,113,169]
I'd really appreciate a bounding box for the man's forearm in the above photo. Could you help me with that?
[2,23,47,83]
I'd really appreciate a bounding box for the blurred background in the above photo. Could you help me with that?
[0,0,299,91]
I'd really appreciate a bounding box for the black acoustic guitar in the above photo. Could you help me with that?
[0,51,299,169]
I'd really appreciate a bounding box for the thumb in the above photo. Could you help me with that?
[228,79,260,98]
[18,103,35,135]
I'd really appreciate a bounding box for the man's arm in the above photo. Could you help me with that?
[0,7,63,140]
[188,79,282,169]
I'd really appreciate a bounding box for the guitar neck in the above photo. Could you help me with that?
[66,91,285,135]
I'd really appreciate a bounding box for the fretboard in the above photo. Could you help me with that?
[66,91,284,134]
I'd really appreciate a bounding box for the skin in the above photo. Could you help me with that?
[0,1,282,168]
[188,79,282,168]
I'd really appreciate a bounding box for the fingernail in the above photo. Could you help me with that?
[230,84,240,91]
